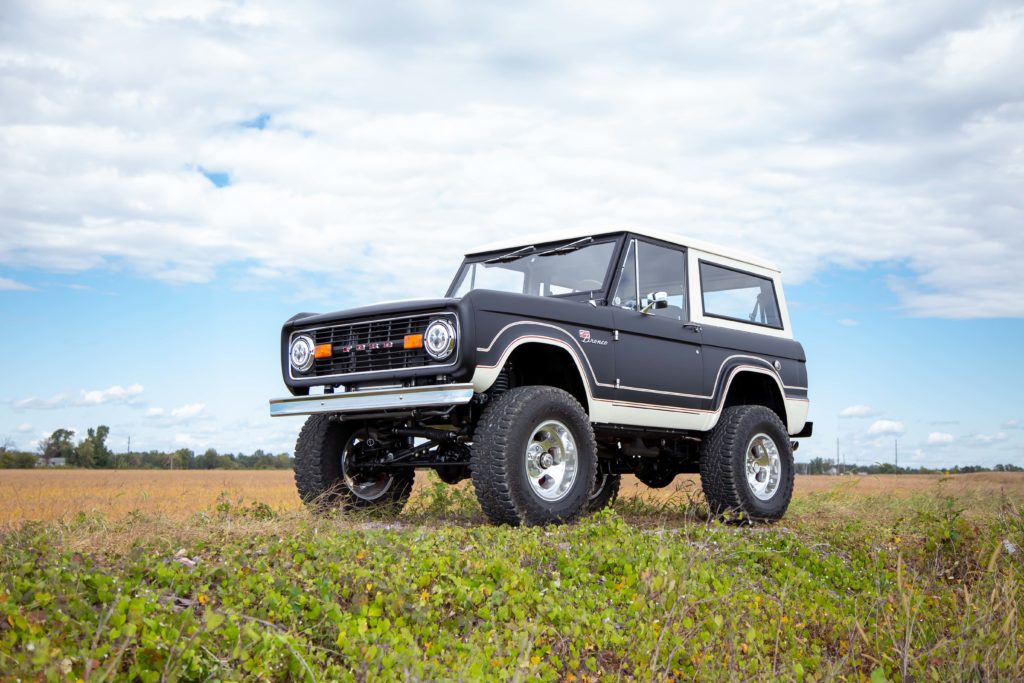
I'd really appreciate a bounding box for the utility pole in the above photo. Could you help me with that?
[895,439,899,469]
[127,435,131,455]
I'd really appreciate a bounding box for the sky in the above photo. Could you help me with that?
[1,0,1022,468]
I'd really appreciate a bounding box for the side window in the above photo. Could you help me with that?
[637,242,686,318]
[700,261,782,328]
[612,239,638,310]
[612,240,687,318]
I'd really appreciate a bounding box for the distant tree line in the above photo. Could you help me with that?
[797,456,1023,476]
[0,426,292,469]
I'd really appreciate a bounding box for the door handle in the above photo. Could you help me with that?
[683,323,702,333]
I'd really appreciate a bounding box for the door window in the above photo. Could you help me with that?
[612,239,686,319]
[637,242,686,318]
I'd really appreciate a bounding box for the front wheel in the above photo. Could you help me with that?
[293,415,414,513]
[699,405,794,522]
[471,386,597,526]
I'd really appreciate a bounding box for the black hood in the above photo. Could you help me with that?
[285,298,460,329]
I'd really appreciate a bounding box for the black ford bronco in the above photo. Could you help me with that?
[270,229,811,524]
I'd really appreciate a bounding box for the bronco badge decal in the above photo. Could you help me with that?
[578,329,609,346]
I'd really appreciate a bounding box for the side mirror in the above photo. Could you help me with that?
[640,291,668,315]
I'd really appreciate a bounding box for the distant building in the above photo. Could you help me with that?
[41,457,66,467]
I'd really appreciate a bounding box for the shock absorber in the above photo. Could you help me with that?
[492,363,512,396]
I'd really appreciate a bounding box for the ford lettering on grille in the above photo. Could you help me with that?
[302,313,455,378]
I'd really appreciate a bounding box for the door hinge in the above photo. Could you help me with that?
[615,378,621,388]
[613,330,619,341]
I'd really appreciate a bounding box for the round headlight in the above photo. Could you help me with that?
[289,335,315,373]
[423,319,456,361]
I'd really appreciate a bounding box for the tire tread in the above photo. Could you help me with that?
[700,405,794,522]
[471,386,596,526]
[293,415,413,513]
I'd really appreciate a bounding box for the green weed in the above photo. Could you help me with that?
[1,491,1022,681]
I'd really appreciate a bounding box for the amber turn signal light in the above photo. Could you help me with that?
[404,334,423,349]
[313,343,332,359]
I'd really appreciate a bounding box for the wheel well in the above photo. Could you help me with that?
[722,371,786,424]
[504,343,589,414]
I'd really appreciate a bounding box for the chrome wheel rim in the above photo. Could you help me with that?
[341,433,393,501]
[745,433,781,501]
[525,420,578,502]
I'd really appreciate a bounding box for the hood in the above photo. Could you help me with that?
[284,298,460,329]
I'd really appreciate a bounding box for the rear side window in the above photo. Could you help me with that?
[699,261,782,328]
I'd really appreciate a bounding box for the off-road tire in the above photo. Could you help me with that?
[586,472,621,512]
[293,415,414,513]
[471,386,597,526]
[699,405,794,522]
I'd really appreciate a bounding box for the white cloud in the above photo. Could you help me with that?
[0,277,32,291]
[838,319,859,327]
[927,432,955,445]
[839,405,876,418]
[171,403,205,419]
[868,420,906,437]
[13,383,144,410]
[81,384,144,405]
[145,403,206,421]
[0,2,1022,316]
[13,393,72,410]
[174,433,195,446]
[16,423,33,433]
[971,432,1008,446]
[1003,419,1021,430]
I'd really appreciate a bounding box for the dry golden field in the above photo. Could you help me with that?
[2,468,1022,527]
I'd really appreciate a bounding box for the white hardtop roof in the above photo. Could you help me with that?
[466,227,779,272]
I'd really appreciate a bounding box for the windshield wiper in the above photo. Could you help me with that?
[483,245,536,264]
[537,237,593,257]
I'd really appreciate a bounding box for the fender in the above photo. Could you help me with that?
[708,360,808,436]
[472,335,597,410]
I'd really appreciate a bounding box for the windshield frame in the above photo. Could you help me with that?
[446,234,627,302]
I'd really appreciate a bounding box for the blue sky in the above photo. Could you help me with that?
[1,0,1022,467]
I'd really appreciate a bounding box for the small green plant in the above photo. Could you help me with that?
[404,472,482,521]
[1,486,1022,680]
[212,493,278,521]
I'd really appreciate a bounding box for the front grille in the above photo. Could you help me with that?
[301,313,456,378]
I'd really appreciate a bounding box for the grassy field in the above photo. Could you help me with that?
[1,472,1023,681]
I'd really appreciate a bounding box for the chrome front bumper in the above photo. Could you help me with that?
[269,383,475,418]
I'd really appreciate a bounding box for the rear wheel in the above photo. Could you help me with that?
[294,415,414,513]
[471,386,597,526]
[586,471,621,512]
[699,405,794,522]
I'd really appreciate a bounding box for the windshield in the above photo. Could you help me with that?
[449,239,618,299]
